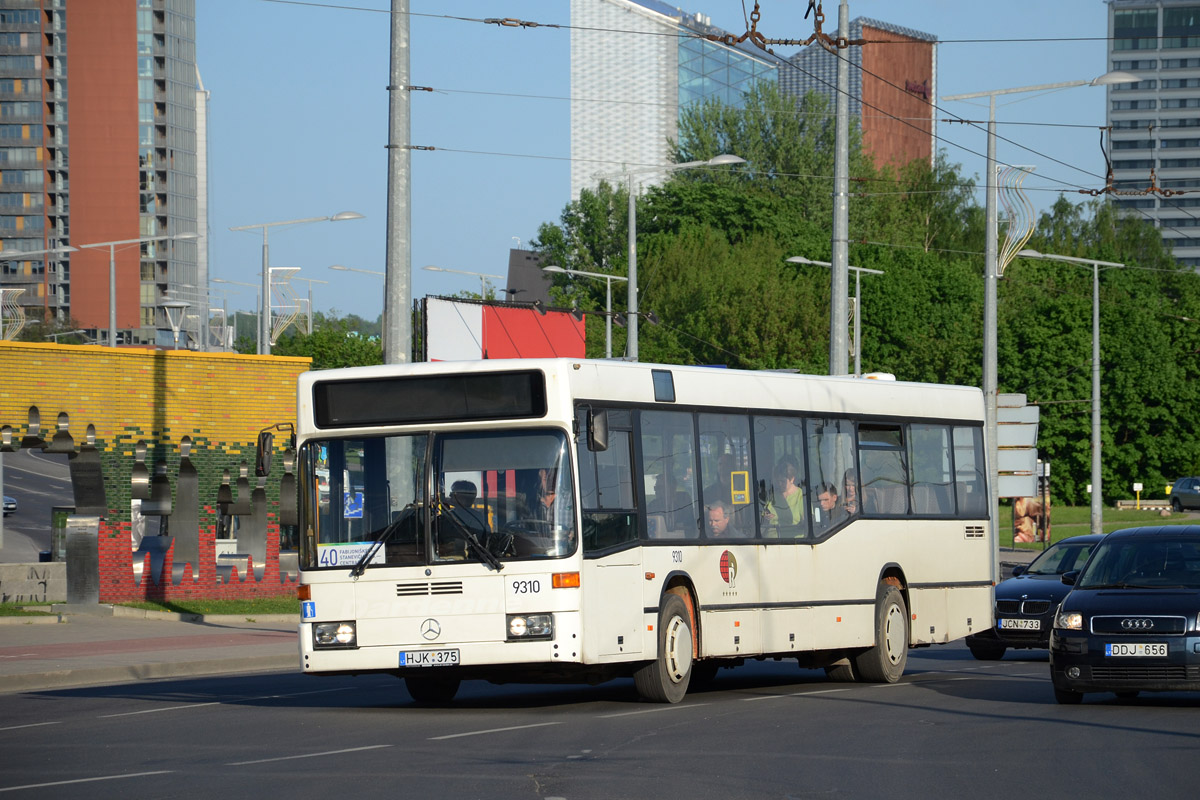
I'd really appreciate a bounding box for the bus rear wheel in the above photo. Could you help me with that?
[406,675,460,704]
[634,593,693,703]
[854,584,908,683]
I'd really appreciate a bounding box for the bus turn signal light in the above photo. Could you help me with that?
[552,572,580,589]
[298,585,311,601]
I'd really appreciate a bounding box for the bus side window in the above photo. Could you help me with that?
[640,410,699,540]
[576,410,637,552]
[953,426,987,517]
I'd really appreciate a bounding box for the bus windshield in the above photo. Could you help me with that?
[300,429,576,571]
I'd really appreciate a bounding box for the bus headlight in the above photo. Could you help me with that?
[507,613,554,641]
[1055,610,1083,631]
[313,621,357,648]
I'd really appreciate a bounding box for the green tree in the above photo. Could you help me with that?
[270,311,383,369]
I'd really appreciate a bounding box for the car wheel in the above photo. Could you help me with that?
[967,640,1007,661]
[634,592,693,703]
[1053,687,1083,705]
[1172,498,1183,513]
[405,675,460,704]
[853,584,908,683]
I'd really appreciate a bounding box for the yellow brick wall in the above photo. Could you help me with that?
[0,341,311,522]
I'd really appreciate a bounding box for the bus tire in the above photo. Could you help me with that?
[854,584,908,683]
[634,593,693,703]
[406,675,460,704]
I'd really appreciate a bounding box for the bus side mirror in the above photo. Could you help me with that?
[255,430,274,477]
[587,409,608,452]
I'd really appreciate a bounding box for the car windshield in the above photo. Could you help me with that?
[1076,537,1200,589]
[299,429,575,571]
[1024,541,1095,576]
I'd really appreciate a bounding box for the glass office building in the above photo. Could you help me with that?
[570,0,780,197]
[0,0,201,346]
[1107,1,1200,266]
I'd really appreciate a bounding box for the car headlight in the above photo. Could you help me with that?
[1055,610,1083,631]
[313,621,357,648]
[507,613,554,641]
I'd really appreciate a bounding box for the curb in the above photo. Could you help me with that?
[49,604,299,625]
[0,614,64,626]
[0,653,297,695]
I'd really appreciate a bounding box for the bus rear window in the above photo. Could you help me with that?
[313,370,546,428]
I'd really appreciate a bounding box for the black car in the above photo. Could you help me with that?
[1050,525,1200,704]
[966,534,1105,660]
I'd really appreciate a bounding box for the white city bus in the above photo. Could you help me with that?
[285,359,992,703]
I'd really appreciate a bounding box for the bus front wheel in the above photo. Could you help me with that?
[405,675,460,704]
[634,593,693,703]
[854,584,908,683]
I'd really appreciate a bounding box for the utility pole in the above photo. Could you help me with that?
[384,0,411,366]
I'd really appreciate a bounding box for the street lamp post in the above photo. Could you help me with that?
[1017,249,1123,536]
[941,71,1136,570]
[212,277,260,351]
[421,265,502,298]
[620,154,744,361]
[542,265,628,358]
[786,257,884,377]
[73,232,199,347]
[161,299,190,350]
[230,212,364,355]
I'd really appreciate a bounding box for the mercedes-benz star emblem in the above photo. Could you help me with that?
[1121,618,1154,630]
[420,618,442,640]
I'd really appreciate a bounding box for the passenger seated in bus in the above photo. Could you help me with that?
[703,453,736,506]
[521,468,576,555]
[841,469,860,517]
[648,472,691,532]
[814,482,846,532]
[762,456,804,536]
[706,500,745,539]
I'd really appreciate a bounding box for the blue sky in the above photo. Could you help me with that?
[196,0,1114,320]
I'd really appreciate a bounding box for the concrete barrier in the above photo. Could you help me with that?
[0,562,66,604]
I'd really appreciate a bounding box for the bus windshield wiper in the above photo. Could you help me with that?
[440,495,503,572]
[351,503,418,577]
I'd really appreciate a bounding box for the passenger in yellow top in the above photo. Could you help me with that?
[762,455,804,536]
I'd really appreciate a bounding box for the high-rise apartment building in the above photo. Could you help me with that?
[780,17,936,169]
[570,0,781,198]
[0,0,201,346]
[1108,1,1200,266]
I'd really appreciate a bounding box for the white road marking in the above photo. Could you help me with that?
[97,687,350,718]
[743,687,850,702]
[229,745,392,766]
[0,721,61,732]
[429,721,563,740]
[598,702,709,718]
[100,702,221,718]
[0,771,173,793]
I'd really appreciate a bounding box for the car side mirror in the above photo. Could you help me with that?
[1011,565,1025,577]
[1061,570,1079,586]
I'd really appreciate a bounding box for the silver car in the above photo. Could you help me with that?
[2,495,14,516]
[1170,477,1200,513]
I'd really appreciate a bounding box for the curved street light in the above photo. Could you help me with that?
[230,212,364,354]
[542,265,629,359]
[1016,249,1124,537]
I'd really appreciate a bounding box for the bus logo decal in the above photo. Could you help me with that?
[719,551,738,588]
[421,618,442,640]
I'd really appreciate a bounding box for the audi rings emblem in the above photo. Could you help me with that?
[420,618,442,640]
[1121,618,1154,630]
